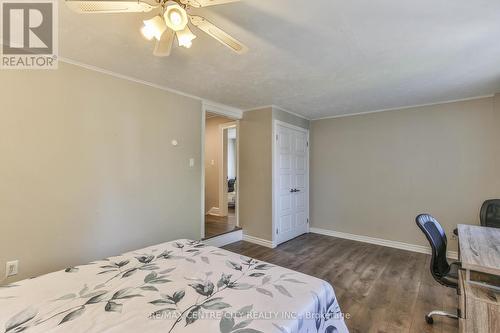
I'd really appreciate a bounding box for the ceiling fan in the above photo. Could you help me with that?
[65,0,248,57]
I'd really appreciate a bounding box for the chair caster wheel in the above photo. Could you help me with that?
[425,315,434,325]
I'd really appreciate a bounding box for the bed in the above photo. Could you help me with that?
[0,239,348,333]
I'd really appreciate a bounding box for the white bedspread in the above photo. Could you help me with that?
[0,239,348,333]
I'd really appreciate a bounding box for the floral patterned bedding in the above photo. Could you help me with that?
[0,239,348,333]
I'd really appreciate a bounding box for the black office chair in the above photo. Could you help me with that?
[480,199,500,228]
[228,178,236,193]
[416,214,460,324]
[453,199,500,236]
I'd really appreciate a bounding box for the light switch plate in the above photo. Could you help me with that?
[6,260,18,278]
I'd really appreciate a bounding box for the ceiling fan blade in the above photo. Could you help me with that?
[179,0,240,8]
[189,15,248,54]
[65,0,157,13]
[154,29,175,57]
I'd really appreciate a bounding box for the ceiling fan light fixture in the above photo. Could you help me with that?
[141,15,167,41]
[154,29,175,57]
[176,25,196,48]
[141,26,154,40]
[163,1,188,31]
[169,11,182,26]
[65,0,248,57]
[65,0,156,14]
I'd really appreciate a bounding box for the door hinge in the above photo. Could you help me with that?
[307,141,309,147]
[307,218,309,224]
[276,228,279,235]
[276,134,279,141]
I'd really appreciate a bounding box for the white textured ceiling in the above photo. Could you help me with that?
[60,0,500,119]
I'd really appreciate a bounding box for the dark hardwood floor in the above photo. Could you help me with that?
[204,207,238,238]
[223,233,458,333]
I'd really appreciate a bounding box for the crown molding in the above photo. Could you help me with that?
[243,105,274,112]
[202,100,243,119]
[271,105,310,121]
[59,57,243,116]
[311,94,495,121]
[243,105,310,121]
[58,58,494,123]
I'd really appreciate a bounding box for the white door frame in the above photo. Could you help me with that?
[218,122,238,219]
[201,102,242,239]
[272,120,310,246]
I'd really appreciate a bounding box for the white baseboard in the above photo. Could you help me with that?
[310,227,458,260]
[243,234,276,249]
[203,229,242,247]
[207,207,222,216]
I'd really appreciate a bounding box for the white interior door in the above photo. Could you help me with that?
[275,122,309,245]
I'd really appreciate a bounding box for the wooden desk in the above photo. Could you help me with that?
[458,270,500,333]
[458,224,500,278]
[458,224,500,332]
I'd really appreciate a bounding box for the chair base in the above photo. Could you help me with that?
[425,310,458,324]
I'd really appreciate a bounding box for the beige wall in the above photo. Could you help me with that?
[204,116,234,213]
[239,107,310,241]
[239,108,273,240]
[0,62,202,282]
[495,94,500,173]
[310,96,500,251]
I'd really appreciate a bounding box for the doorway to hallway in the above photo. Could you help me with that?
[203,113,241,239]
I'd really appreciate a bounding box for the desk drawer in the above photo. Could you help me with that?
[465,297,500,332]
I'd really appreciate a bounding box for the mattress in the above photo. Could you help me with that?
[0,239,348,333]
